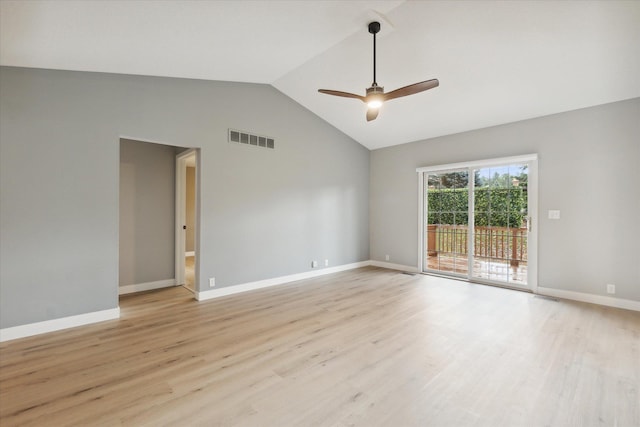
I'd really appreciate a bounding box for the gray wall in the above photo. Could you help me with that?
[0,66,370,329]
[119,139,176,287]
[370,98,640,302]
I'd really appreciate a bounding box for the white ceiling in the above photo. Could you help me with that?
[2,0,639,150]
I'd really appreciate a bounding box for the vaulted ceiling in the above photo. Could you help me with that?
[2,1,638,149]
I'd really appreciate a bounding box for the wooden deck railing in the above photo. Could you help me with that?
[427,225,527,266]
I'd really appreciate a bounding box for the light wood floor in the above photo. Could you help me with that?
[1,267,638,426]
[184,255,195,291]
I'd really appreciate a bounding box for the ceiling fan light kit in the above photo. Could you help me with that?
[366,87,384,109]
[318,21,439,122]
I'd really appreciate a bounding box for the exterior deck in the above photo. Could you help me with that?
[426,254,527,284]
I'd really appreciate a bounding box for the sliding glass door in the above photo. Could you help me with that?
[419,156,537,290]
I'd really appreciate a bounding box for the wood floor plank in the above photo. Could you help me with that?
[1,267,638,426]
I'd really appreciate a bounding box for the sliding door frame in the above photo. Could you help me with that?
[417,154,538,292]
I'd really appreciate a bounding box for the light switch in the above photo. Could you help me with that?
[548,210,561,219]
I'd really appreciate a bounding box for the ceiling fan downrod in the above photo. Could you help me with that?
[369,21,381,87]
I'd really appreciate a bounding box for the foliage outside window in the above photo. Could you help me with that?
[427,169,528,228]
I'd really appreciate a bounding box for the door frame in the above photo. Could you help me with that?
[175,148,199,291]
[417,154,538,292]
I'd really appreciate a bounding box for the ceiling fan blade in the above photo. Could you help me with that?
[383,79,439,102]
[366,108,379,122]
[318,89,365,102]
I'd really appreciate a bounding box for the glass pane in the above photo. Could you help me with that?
[472,163,529,286]
[510,260,527,284]
[489,259,508,281]
[454,255,468,274]
[425,170,469,277]
[456,211,469,227]
[472,256,490,280]
[474,212,488,227]
[427,174,441,189]
[429,189,442,212]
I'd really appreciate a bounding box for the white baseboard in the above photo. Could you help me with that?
[0,307,120,342]
[185,251,195,257]
[119,279,176,295]
[537,287,640,312]
[369,260,419,273]
[196,261,370,301]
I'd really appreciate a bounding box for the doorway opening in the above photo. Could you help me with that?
[118,138,200,298]
[418,155,538,291]
[176,149,198,292]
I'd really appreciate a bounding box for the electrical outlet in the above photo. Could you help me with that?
[311,260,318,268]
[324,259,329,267]
[385,254,390,261]
[606,284,615,294]
[548,210,561,219]
[209,277,216,288]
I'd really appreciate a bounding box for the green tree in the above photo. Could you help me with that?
[428,187,526,228]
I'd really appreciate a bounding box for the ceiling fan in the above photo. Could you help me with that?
[318,21,439,122]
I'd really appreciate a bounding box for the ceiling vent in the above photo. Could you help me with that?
[229,129,275,149]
